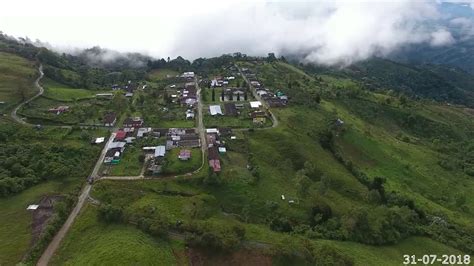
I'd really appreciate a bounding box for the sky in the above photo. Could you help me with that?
[1,0,473,65]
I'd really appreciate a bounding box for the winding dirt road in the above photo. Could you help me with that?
[11,64,44,125]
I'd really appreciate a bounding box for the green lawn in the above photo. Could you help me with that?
[108,146,143,176]
[148,69,179,81]
[162,148,202,174]
[50,204,182,266]
[19,96,116,125]
[43,80,99,101]
[0,51,37,113]
[0,178,81,265]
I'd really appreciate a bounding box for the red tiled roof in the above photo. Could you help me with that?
[209,159,221,172]
[115,131,126,140]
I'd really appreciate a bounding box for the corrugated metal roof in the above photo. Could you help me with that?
[209,105,223,115]
[154,145,166,157]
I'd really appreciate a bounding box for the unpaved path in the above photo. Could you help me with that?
[11,64,44,125]
[36,133,116,266]
[235,64,279,129]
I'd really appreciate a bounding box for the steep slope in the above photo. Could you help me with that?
[0,51,37,114]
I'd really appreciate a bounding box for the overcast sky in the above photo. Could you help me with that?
[1,0,473,65]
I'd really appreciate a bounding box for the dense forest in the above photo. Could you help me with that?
[0,124,102,197]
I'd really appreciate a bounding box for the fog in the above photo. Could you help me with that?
[0,0,473,65]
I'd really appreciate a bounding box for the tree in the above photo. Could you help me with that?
[236,93,240,101]
[244,91,248,101]
[315,94,321,104]
[17,81,29,101]
[221,90,225,101]
[212,88,215,102]
[98,204,123,223]
[318,175,331,195]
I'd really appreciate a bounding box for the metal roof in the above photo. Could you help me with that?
[154,145,166,157]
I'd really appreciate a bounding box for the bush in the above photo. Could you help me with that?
[98,204,123,223]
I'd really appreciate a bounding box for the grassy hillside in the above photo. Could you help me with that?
[0,52,37,113]
[0,178,81,265]
[42,79,99,101]
[51,204,183,266]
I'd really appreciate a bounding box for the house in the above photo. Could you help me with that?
[185,82,195,88]
[114,130,127,141]
[251,111,267,124]
[96,93,114,99]
[107,141,126,152]
[125,92,134,97]
[104,112,117,127]
[209,159,221,172]
[182,72,195,78]
[48,106,69,115]
[154,145,166,157]
[137,127,151,138]
[208,146,219,160]
[218,127,233,136]
[206,128,219,134]
[104,148,122,164]
[94,137,105,144]
[209,105,223,116]
[186,110,195,120]
[178,149,191,160]
[256,89,268,96]
[218,147,227,153]
[250,101,262,109]
[335,118,345,126]
[250,81,261,87]
[224,103,238,116]
[123,117,144,128]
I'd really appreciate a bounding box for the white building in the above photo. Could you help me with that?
[209,105,223,116]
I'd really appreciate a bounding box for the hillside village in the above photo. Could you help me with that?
[95,65,289,178]
[1,41,474,265]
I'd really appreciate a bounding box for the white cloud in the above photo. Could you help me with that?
[0,0,469,65]
[430,28,456,46]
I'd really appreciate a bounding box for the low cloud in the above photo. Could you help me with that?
[0,0,472,66]
[430,28,456,46]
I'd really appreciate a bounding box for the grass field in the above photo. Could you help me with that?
[42,79,99,101]
[0,178,82,265]
[0,52,37,113]
[50,204,184,265]
[108,146,143,176]
[19,96,115,125]
[162,148,202,174]
[148,69,179,81]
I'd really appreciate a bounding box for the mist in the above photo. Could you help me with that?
[1,0,473,66]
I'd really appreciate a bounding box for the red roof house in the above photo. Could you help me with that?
[115,130,127,141]
[209,159,221,172]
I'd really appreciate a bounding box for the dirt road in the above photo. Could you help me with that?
[11,64,44,125]
[235,64,279,129]
[36,132,116,266]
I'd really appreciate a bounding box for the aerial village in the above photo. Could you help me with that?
[88,63,290,179]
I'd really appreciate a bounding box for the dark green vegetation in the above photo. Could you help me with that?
[51,203,184,265]
[0,125,104,197]
[52,58,473,264]
[302,57,474,107]
[1,32,474,264]
[0,51,37,114]
[0,125,105,264]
